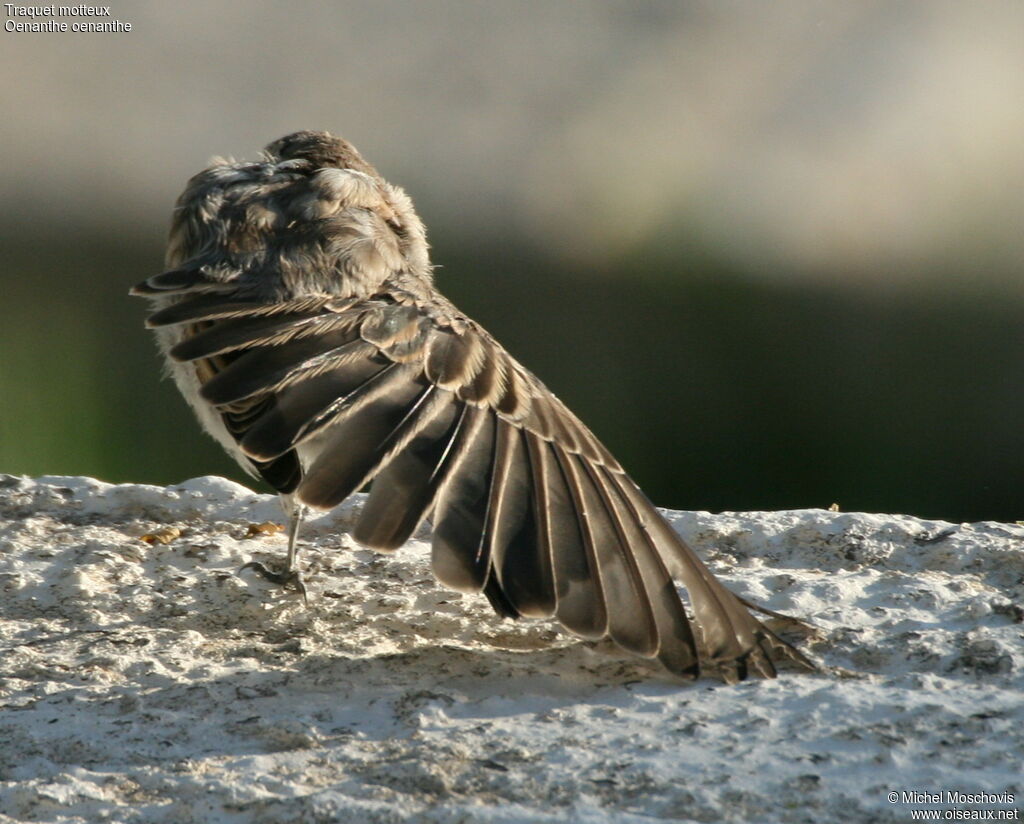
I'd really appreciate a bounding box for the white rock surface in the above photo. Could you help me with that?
[0,475,1020,823]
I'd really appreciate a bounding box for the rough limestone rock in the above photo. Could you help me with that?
[0,475,1021,823]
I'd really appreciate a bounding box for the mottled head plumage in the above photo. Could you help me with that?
[264,131,380,179]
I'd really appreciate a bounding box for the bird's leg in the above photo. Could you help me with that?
[239,501,308,603]
[284,503,306,574]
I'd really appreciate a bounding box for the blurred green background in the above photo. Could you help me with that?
[2,1,1022,523]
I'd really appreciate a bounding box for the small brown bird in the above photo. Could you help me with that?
[132,131,811,682]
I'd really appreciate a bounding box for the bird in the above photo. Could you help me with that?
[131,130,813,683]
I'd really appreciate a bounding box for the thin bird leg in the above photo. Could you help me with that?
[285,503,307,574]
[239,501,309,603]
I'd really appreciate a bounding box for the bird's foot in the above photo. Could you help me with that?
[239,561,308,604]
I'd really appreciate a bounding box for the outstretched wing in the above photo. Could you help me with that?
[133,267,812,682]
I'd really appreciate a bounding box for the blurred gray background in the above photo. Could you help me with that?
[2,0,1022,522]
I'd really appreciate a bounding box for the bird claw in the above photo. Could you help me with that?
[239,561,308,604]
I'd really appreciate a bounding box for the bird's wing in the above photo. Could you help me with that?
[133,268,813,682]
